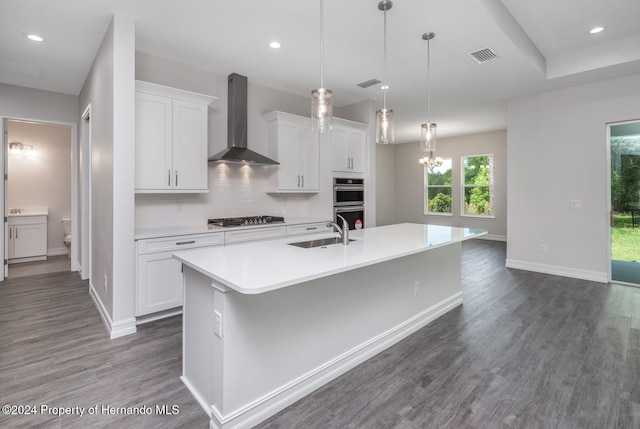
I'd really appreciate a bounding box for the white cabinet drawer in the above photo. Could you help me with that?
[8,215,47,226]
[286,222,333,236]
[225,226,286,245]
[137,232,224,254]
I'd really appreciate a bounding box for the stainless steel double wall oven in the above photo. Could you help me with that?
[333,178,364,230]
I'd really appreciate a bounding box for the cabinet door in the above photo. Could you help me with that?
[331,127,351,172]
[299,126,319,190]
[347,128,366,173]
[12,224,47,258]
[172,99,208,190]
[276,121,303,190]
[136,251,184,316]
[135,92,173,190]
[331,125,366,173]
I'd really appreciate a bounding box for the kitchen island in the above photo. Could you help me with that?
[175,223,486,429]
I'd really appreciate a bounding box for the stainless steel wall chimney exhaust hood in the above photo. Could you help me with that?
[208,73,279,165]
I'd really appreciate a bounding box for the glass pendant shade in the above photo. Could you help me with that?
[376,108,394,144]
[311,88,333,133]
[420,122,437,152]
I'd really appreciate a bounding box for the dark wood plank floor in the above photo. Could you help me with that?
[1,240,639,428]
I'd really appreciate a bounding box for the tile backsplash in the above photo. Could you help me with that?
[135,163,314,229]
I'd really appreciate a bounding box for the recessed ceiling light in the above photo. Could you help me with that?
[269,41,281,49]
[380,85,389,90]
[25,33,44,42]
[590,26,604,34]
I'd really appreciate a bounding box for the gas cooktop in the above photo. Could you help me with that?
[208,215,285,228]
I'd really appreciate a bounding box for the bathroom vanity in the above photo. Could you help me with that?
[7,208,48,264]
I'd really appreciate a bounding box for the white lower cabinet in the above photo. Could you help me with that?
[8,215,48,263]
[135,221,331,319]
[135,232,224,317]
[286,222,333,236]
[136,251,184,316]
[224,226,286,245]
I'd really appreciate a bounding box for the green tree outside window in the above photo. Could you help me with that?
[425,158,452,214]
[463,155,493,216]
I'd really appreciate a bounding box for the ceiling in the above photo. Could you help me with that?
[1,0,640,143]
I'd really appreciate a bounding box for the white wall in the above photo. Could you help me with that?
[0,83,78,123]
[79,15,136,336]
[7,121,72,254]
[134,52,372,229]
[392,130,508,240]
[375,143,395,226]
[507,72,640,282]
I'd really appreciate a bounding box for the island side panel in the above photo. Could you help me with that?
[217,242,463,426]
[181,266,222,418]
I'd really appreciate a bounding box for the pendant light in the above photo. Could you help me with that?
[375,0,394,144]
[420,32,436,153]
[419,155,443,170]
[311,0,333,133]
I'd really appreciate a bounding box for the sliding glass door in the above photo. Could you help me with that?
[610,121,640,285]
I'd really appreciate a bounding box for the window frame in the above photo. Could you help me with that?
[461,153,495,218]
[424,157,453,216]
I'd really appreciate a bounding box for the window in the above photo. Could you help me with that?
[462,154,493,216]
[425,158,452,214]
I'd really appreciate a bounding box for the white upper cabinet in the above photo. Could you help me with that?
[331,118,367,174]
[135,81,216,193]
[263,111,319,193]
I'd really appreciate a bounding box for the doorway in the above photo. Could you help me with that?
[609,120,640,285]
[5,119,73,278]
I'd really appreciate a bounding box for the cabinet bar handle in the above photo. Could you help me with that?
[176,240,196,246]
[306,227,318,231]
[175,170,178,187]
[301,174,304,188]
[15,229,18,239]
[9,228,11,239]
[168,170,171,186]
[297,175,300,188]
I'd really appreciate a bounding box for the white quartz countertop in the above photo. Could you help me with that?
[134,217,330,240]
[8,207,49,217]
[174,223,487,295]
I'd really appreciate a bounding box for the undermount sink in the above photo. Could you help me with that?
[288,237,355,248]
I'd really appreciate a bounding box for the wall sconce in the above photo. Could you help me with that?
[9,142,35,155]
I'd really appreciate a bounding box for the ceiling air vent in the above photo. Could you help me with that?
[356,78,382,89]
[469,47,498,64]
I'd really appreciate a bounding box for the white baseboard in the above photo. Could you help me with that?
[505,259,608,283]
[477,234,507,242]
[89,283,137,339]
[48,247,69,256]
[195,292,463,429]
[136,307,182,325]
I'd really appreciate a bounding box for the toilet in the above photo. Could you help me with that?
[62,218,71,257]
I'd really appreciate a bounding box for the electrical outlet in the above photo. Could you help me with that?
[103,273,108,290]
[176,201,183,212]
[570,200,582,209]
[214,311,222,338]
[414,281,420,296]
[539,244,547,253]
